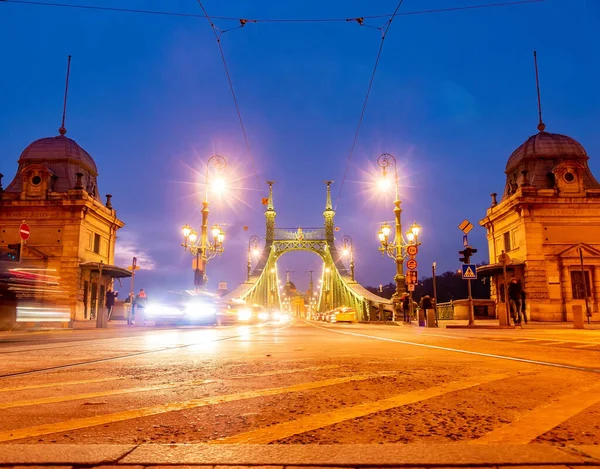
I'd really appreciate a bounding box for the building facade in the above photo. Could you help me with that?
[0,128,130,322]
[479,126,600,322]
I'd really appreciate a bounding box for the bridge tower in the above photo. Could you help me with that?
[323,181,335,245]
[265,181,276,245]
[263,181,279,309]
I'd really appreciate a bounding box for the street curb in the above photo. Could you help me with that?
[358,321,401,326]
[0,444,597,467]
[447,325,516,329]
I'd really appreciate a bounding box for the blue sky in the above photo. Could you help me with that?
[1,0,599,295]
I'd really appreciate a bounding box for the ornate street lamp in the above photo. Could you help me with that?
[341,235,355,281]
[247,235,260,281]
[181,155,227,290]
[376,153,422,322]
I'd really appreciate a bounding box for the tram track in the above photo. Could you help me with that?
[0,326,223,355]
[0,322,293,379]
[308,321,600,374]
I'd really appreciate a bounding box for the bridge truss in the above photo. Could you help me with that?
[221,181,391,321]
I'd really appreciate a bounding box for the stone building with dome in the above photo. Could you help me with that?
[479,121,600,322]
[0,127,130,322]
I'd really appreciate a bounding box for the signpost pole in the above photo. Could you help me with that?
[502,251,510,325]
[128,257,137,325]
[18,220,30,264]
[467,278,474,326]
[432,262,438,327]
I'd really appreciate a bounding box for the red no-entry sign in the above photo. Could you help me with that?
[19,223,30,241]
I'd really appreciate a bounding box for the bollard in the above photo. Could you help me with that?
[134,308,145,327]
[573,305,584,329]
[426,309,436,327]
[418,308,426,327]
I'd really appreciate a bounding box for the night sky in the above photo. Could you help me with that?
[1,0,598,296]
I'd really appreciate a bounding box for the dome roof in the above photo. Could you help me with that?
[4,133,101,199]
[505,131,587,173]
[19,135,98,175]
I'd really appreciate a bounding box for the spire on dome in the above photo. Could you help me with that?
[59,55,72,137]
[266,180,275,210]
[534,50,546,133]
[324,180,333,211]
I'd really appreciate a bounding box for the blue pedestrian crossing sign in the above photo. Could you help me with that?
[461,264,477,280]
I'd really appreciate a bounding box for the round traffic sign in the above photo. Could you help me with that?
[406,245,418,257]
[19,223,30,241]
[406,259,418,270]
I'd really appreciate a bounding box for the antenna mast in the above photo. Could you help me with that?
[59,55,72,136]
[534,51,545,132]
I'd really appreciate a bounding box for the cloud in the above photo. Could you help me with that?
[114,231,156,271]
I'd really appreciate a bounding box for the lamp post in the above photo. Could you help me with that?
[376,153,421,322]
[181,155,227,290]
[247,235,260,281]
[341,235,355,281]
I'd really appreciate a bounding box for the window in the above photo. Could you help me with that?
[93,234,101,254]
[31,175,42,186]
[503,231,512,252]
[570,271,591,299]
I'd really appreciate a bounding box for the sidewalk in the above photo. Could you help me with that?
[0,443,599,467]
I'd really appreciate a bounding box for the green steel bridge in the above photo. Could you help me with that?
[221,181,391,321]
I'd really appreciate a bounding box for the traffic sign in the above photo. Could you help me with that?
[19,223,30,241]
[405,270,418,285]
[406,245,418,257]
[463,235,468,247]
[499,252,511,265]
[406,259,418,270]
[407,284,415,292]
[458,219,474,234]
[461,264,477,280]
[127,265,140,271]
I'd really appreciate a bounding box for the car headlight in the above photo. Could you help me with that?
[145,304,162,316]
[185,303,216,318]
[145,304,180,317]
[258,312,269,321]
[238,308,251,321]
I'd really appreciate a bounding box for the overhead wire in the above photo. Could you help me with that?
[333,0,544,210]
[1,0,545,23]
[334,0,406,211]
[1,0,546,200]
[193,0,262,192]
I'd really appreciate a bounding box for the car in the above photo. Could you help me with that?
[217,299,248,325]
[143,291,218,326]
[334,307,357,323]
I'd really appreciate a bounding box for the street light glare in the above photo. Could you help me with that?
[212,177,226,195]
[411,223,421,237]
[377,177,392,192]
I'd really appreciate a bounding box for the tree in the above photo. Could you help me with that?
[366,269,490,304]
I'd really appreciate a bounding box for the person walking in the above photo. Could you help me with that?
[402,294,410,323]
[136,288,147,306]
[520,285,528,324]
[105,288,118,321]
[125,293,134,325]
[508,278,523,325]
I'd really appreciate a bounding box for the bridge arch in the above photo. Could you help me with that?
[221,181,391,320]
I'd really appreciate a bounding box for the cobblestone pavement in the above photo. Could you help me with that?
[0,320,598,466]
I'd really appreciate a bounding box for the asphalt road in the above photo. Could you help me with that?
[0,319,599,451]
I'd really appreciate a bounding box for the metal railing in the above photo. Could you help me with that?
[436,301,455,320]
[274,228,325,240]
